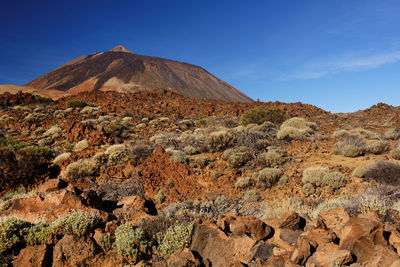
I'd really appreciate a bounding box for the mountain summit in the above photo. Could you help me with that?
[25,46,253,102]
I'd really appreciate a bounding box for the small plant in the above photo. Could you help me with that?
[364,160,400,185]
[258,147,288,167]
[302,167,329,187]
[240,106,288,126]
[365,140,389,155]
[0,217,32,253]
[66,99,96,108]
[235,176,252,189]
[170,151,189,165]
[243,189,260,202]
[227,151,252,168]
[279,175,288,185]
[73,140,89,152]
[303,183,315,196]
[184,145,199,155]
[65,159,99,182]
[24,222,52,246]
[352,166,366,178]
[105,144,129,165]
[195,156,209,168]
[114,223,149,263]
[277,117,316,141]
[53,152,71,165]
[207,130,236,152]
[384,128,400,140]
[333,137,366,157]
[390,145,400,160]
[253,168,282,189]
[52,211,98,236]
[323,172,345,192]
[157,222,193,259]
[156,190,167,204]
[98,233,113,251]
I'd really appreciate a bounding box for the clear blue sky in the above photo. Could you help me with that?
[1,0,399,112]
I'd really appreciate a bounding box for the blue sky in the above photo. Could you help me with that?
[1,0,399,112]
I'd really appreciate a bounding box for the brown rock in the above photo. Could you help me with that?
[279,211,306,231]
[105,220,118,233]
[217,214,273,241]
[318,207,350,234]
[338,216,386,263]
[13,244,52,266]
[367,244,400,267]
[302,228,338,246]
[251,241,274,263]
[289,237,317,265]
[36,178,67,194]
[53,235,96,266]
[113,195,150,223]
[167,248,202,267]
[389,230,400,256]
[279,229,302,245]
[306,244,353,266]
[191,222,256,266]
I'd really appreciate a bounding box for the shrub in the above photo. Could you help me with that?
[385,128,400,140]
[227,151,252,168]
[127,140,154,159]
[333,137,366,157]
[73,140,89,152]
[170,151,189,165]
[258,147,288,167]
[42,125,63,139]
[322,172,345,192]
[391,147,400,160]
[302,167,329,187]
[243,190,260,202]
[114,223,149,263]
[352,166,366,178]
[303,183,315,196]
[0,217,32,254]
[354,128,379,140]
[65,159,99,182]
[24,222,51,246]
[184,145,199,155]
[156,190,167,204]
[264,197,312,220]
[157,223,193,259]
[98,233,113,251]
[279,175,288,184]
[365,140,389,155]
[364,160,400,185]
[105,144,129,165]
[240,106,288,126]
[195,157,209,168]
[235,177,252,189]
[52,211,98,236]
[207,130,236,152]
[277,117,316,141]
[253,168,282,189]
[66,99,95,108]
[53,152,71,165]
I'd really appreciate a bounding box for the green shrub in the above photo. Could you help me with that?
[258,147,288,167]
[277,117,316,141]
[240,106,288,126]
[66,99,95,108]
[333,137,366,157]
[342,145,364,157]
[34,95,53,104]
[253,168,282,189]
[322,172,345,192]
[303,183,315,196]
[235,177,252,189]
[73,140,89,152]
[390,144,400,160]
[53,152,71,165]
[243,189,260,202]
[195,157,209,168]
[352,166,366,178]
[24,222,51,246]
[65,159,99,182]
[0,218,32,253]
[170,151,189,165]
[384,128,400,140]
[156,190,167,204]
[157,223,193,259]
[279,175,289,185]
[207,130,236,152]
[114,223,149,263]
[302,167,329,187]
[227,151,252,168]
[105,144,129,165]
[52,211,98,237]
[365,140,389,155]
[98,233,113,251]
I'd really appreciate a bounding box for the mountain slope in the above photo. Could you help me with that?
[25,46,253,102]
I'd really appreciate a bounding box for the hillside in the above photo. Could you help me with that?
[25,46,253,103]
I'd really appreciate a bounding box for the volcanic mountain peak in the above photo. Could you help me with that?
[25,47,253,102]
[109,45,134,53]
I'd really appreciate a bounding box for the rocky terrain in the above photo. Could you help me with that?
[24,46,252,103]
[1,89,400,266]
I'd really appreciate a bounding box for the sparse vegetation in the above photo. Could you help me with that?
[156,222,193,259]
[277,117,316,140]
[114,223,149,263]
[240,106,288,126]
[333,137,366,157]
[363,160,400,185]
[207,130,236,152]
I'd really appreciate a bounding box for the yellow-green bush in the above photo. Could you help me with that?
[240,106,288,126]
[157,223,193,259]
[277,117,316,141]
[114,223,149,263]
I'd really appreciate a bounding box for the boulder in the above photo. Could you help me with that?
[318,207,349,234]
[251,241,274,263]
[113,195,151,223]
[191,222,256,266]
[279,211,306,231]
[166,248,203,267]
[389,230,400,256]
[289,237,317,265]
[53,235,96,266]
[279,229,303,245]
[36,178,67,194]
[13,244,52,266]
[306,243,353,266]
